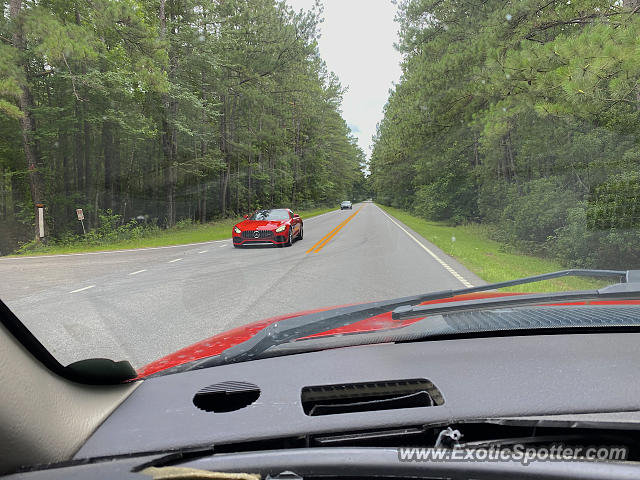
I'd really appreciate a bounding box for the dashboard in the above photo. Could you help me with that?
[6,331,640,479]
[77,332,640,458]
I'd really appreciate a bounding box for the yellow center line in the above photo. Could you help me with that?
[305,215,352,254]
[306,207,362,254]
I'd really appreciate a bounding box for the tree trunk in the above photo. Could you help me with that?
[74,101,84,192]
[221,164,230,215]
[200,183,207,223]
[291,102,297,204]
[219,93,231,216]
[236,159,240,214]
[101,120,121,215]
[102,120,113,211]
[200,72,208,223]
[159,0,177,227]
[83,104,91,223]
[113,130,121,217]
[1,168,6,219]
[10,0,45,241]
[61,134,71,216]
[247,157,252,212]
[506,131,517,184]
[74,9,85,194]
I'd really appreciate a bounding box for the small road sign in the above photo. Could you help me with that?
[76,208,86,234]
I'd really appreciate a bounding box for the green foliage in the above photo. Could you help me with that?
[413,151,477,222]
[0,0,365,253]
[587,173,640,230]
[553,204,640,269]
[498,178,578,253]
[42,209,152,246]
[15,208,151,253]
[370,0,640,269]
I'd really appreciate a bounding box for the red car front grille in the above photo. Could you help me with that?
[241,230,275,239]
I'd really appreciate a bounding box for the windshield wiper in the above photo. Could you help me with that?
[392,269,639,321]
[183,269,633,372]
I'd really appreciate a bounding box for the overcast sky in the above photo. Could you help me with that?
[286,0,402,161]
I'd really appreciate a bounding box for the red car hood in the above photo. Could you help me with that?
[137,292,516,378]
[136,292,640,378]
[238,219,287,230]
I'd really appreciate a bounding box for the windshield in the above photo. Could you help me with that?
[250,210,291,221]
[1,0,639,375]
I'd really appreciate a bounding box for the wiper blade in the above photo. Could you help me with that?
[186,294,435,371]
[187,269,632,372]
[406,269,627,303]
[392,269,639,321]
[392,287,640,320]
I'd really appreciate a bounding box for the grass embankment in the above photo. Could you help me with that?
[10,206,336,257]
[378,204,610,292]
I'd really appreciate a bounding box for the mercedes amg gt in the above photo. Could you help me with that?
[232,208,303,247]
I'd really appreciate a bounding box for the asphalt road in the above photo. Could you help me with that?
[0,202,485,369]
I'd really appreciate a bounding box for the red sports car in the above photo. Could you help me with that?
[232,208,303,247]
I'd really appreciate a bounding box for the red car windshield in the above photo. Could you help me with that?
[250,210,290,221]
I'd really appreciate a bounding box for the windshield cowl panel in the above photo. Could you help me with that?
[300,292,527,339]
[136,292,523,378]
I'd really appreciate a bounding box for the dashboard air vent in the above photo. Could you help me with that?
[301,378,443,416]
[193,381,260,413]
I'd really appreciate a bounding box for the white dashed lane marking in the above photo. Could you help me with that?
[168,258,183,263]
[69,285,95,294]
[198,250,208,254]
[128,269,147,276]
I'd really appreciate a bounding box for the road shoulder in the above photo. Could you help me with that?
[375,204,487,288]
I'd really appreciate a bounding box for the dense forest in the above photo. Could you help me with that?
[0,0,366,253]
[371,0,640,269]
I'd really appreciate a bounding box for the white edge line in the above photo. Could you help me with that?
[376,205,474,288]
[0,239,230,260]
[69,285,95,294]
[128,269,147,275]
[168,258,183,263]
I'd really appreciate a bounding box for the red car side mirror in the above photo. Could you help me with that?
[293,214,300,219]
[244,214,249,219]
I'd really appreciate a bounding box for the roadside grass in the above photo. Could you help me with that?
[8,206,337,257]
[378,205,612,292]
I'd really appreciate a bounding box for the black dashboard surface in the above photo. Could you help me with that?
[75,332,640,459]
